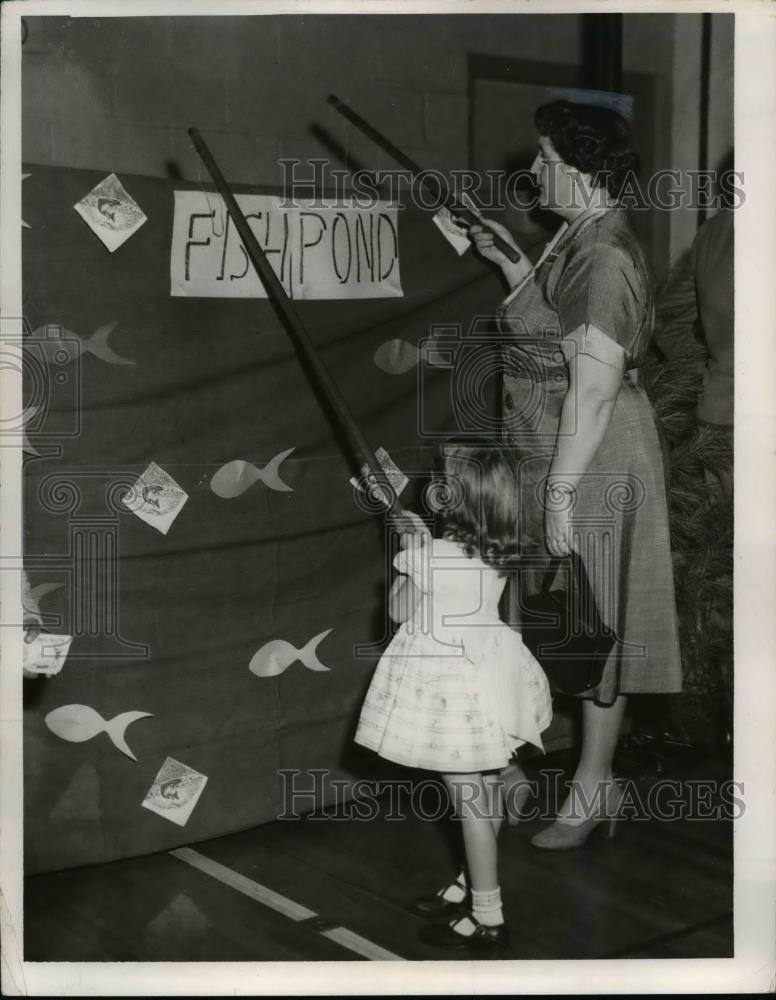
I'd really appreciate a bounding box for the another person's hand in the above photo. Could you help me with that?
[23,623,52,679]
[24,624,41,644]
[544,506,572,557]
[544,482,575,558]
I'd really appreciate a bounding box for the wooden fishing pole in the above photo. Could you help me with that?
[326,94,523,265]
[188,127,407,525]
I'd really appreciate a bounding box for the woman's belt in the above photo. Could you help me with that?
[502,366,640,385]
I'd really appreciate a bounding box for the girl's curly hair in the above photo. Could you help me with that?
[534,100,638,199]
[432,442,519,576]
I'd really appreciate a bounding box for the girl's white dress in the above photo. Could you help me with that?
[355,536,552,772]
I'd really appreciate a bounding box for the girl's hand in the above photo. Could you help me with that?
[544,506,573,558]
[397,509,430,549]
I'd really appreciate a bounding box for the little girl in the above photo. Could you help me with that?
[355,443,552,951]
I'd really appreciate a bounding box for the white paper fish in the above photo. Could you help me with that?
[27,321,134,366]
[22,173,31,229]
[45,704,153,761]
[28,582,64,606]
[22,405,39,455]
[249,628,333,678]
[210,447,295,498]
[373,338,420,375]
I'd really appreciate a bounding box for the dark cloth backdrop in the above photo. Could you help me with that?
[21,164,513,873]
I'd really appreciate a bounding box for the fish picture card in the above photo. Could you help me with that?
[349,446,408,507]
[74,173,147,252]
[141,757,208,827]
[432,192,480,256]
[122,462,188,535]
[45,704,153,761]
[23,633,73,677]
[249,628,333,678]
[210,447,295,498]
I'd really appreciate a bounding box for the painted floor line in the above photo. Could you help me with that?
[321,925,404,962]
[169,846,405,962]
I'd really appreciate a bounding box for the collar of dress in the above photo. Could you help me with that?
[500,206,620,310]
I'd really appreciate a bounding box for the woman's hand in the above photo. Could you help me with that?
[544,498,573,558]
[467,217,515,263]
[469,218,530,288]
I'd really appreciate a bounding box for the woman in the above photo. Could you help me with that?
[470,99,682,849]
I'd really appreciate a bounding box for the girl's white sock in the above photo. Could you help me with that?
[471,887,504,927]
[439,869,468,903]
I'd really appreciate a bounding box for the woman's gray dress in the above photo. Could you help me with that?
[498,209,682,704]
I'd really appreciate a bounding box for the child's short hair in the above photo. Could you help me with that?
[431,441,519,575]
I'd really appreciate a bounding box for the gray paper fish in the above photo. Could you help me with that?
[28,321,134,366]
[210,448,295,498]
[249,628,333,678]
[45,704,153,761]
[373,338,420,375]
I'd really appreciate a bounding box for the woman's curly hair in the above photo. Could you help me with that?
[534,100,638,199]
[431,442,519,577]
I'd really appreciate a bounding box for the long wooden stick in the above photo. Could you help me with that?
[326,94,523,265]
[188,127,406,521]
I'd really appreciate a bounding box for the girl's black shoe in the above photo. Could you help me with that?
[420,913,509,951]
[409,893,469,920]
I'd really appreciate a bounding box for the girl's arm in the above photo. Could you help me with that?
[389,509,429,622]
[544,329,623,556]
[388,573,423,624]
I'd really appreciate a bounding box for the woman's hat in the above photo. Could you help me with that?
[540,87,635,123]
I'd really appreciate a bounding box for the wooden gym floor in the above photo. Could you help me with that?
[24,749,733,962]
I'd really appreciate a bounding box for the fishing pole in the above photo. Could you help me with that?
[326,93,523,265]
[188,127,409,526]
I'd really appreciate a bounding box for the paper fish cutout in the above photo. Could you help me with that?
[122,462,188,535]
[373,338,420,375]
[22,405,39,455]
[210,447,295,498]
[45,704,153,761]
[29,582,64,606]
[24,633,73,676]
[249,628,333,678]
[74,173,147,252]
[22,173,31,229]
[142,757,208,827]
[28,321,134,366]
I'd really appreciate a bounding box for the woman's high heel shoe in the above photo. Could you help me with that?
[530,780,625,850]
[500,762,533,827]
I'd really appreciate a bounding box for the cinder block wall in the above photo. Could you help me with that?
[22,14,582,185]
